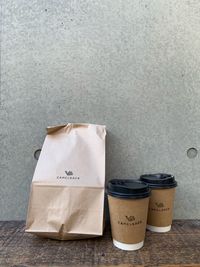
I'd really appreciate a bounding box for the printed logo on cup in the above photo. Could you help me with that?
[125,215,135,222]
[150,202,170,212]
[57,170,80,180]
[155,202,164,208]
[117,215,142,226]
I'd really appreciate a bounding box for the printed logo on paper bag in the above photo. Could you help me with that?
[65,171,73,176]
[117,215,142,226]
[57,170,80,180]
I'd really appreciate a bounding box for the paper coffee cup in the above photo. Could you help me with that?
[140,173,177,233]
[107,179,150,251]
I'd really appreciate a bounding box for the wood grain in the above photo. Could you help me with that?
[0,220,200,267]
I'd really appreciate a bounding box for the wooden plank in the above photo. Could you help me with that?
[0,220,200,267]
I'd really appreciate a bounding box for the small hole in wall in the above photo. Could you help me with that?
[187,148,198,159]
[34,149,41,160]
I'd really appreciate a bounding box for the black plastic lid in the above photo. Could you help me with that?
[106,179,151,199]
[140,173,177,189]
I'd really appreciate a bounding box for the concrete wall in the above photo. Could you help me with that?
[1,0,200,220]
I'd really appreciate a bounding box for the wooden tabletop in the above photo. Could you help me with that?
[0,220,200,267]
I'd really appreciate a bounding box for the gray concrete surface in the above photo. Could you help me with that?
[1,0,200,220]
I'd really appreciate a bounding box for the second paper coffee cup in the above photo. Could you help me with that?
[107,179,150,251]
[140,173,177,233]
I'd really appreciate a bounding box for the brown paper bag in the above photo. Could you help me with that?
[25,123,106,240]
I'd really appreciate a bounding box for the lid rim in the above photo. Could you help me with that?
[107,192,151,199]
[106,179,151,199]
[140,173,177,189]
[147,183,177,189]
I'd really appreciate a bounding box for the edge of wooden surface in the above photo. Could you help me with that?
[1,220,200,267]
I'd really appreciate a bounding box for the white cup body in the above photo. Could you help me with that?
[147,224,171,233]
[113,239,144,251]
